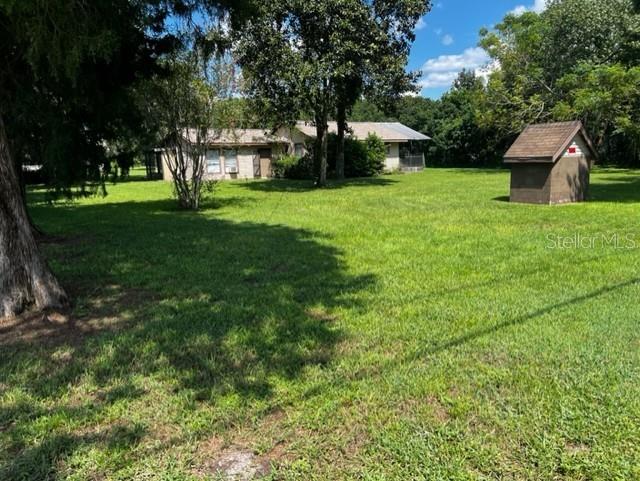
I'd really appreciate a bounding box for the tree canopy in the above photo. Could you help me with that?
[236,0,430,185]
[354,0,640,168]
[0,0,253,318]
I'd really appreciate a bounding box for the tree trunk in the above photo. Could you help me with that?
[315,113,329,187]
[336,104,346,180]
[0,113,68,319]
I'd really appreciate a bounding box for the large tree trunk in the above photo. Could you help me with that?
[336,104,346,180]
[315,113,329,187]
[0,113,68,319]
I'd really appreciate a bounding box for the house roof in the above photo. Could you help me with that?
[295,121,430,142]
[504,121,597,163]
[182,128,289,146]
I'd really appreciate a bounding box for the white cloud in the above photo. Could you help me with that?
[421,47,489,74]
[420,71,460,89]
[434,27,443,36]
[415,17,426,30]
[510,0,548,15]
[441,34,454,46]
[419,47,491,89]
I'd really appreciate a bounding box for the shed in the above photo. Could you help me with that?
[504,121,597,204]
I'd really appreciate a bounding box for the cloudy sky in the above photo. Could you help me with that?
[409,0,548,98]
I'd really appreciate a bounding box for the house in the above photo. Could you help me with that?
[160,129,290,181]
[280,121,430,172]
[504,121,597,204]
[158,121,430,181]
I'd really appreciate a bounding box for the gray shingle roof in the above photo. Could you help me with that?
[182,128,289,146]
[295,121,430,142]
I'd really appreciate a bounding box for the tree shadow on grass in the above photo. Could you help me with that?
[236,177,398,193]
[440,167,509,175]
[589,174,640,203]
[0,199,375,479]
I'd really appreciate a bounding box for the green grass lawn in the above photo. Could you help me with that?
[2,168,640,480]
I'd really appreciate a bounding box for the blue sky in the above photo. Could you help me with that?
[409,0,547,98]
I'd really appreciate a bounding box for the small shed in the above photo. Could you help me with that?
[504,121,597,204]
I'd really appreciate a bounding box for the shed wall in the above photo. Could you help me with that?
[549,155,590,204]
[509,164,552,204]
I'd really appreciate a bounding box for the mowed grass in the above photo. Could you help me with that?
[2,168,640,480]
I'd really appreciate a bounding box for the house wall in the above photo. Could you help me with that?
[276,127,309,156]
[162,149,174,182]
[509,163,552,204]
[385,143,401,171]
[236,148,257,180]
[161,145,282,182]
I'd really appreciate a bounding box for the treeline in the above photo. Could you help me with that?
[353,0,640,168]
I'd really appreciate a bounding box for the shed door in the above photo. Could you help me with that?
[258,149,272,178]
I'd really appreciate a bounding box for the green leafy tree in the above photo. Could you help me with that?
[554,64,640,164]
[479,0,640,164]
[333,0,430,179]
[137,52,241,209]
[0,0,251,319]
[237,0,429,186]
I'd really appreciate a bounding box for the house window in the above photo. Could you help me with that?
[385,144,392,156]
[206,150,221,173]
[294,143,304,158]
[224,149,238,173]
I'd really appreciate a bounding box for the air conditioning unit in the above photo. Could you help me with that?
[227,167,238,174]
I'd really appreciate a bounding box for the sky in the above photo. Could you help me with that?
[409,0,548,98]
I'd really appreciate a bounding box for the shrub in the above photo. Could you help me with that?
[272,154,314,180]
[327,132,386,178]
[349,133,385,177]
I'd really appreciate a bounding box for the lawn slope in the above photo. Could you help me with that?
[2,168,639,480]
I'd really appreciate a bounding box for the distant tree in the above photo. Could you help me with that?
[553,64,640,164]
[350,100,389,122]
[479,0,640,164]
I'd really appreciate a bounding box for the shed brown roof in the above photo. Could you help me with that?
[504,121,596,163]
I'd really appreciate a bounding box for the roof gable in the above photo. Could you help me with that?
[504,121,597,163]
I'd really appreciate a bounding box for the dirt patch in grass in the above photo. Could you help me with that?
[193,436,272,481]
[0,285,158,348]
[192,407,311,480]
[199,448,271,481]
[565,441,590,455]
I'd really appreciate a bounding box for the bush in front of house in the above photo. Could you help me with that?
[327,132,385,178]
[275,132,386,181]
[272,154,315,180]
[359,133,386,177]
